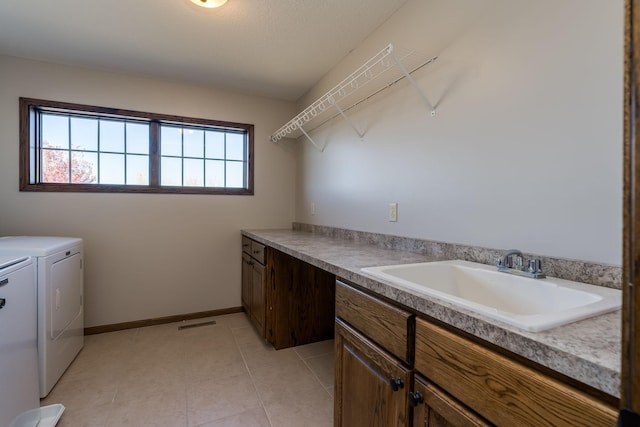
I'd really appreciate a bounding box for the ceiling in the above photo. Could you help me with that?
[0,0,408,101]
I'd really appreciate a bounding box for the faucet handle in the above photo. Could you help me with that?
[528,257,543,274]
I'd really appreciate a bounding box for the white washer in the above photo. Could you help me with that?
[0,255,38,427]
[0,237,83,398]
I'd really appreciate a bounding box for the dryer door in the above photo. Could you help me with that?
[50,253,82,340]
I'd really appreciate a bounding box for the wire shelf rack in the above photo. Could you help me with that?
[270,44,438,151]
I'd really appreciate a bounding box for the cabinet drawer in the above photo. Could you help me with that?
[336,280,413,364]
[250,241,266,264]
[241,236,252,255]
[415,318,617,427]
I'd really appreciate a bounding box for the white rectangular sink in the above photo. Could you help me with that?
[361,260,621,332]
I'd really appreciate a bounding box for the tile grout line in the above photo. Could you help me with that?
[103,327,141,427]
[298,353,335,400]
[184,319,238,427]
[232,323,276,427]
[178,325,190,427]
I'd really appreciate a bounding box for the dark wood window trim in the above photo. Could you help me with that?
[19,97,254,195]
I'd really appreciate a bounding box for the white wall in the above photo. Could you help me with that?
[295,0,623,265]
[0,56,297,327]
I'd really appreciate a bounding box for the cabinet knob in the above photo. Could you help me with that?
[408,391,424,407]
[389,377,404,392]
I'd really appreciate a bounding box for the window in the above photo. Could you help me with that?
[20,98,254,195]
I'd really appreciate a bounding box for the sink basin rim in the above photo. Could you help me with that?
[360,260,621,332]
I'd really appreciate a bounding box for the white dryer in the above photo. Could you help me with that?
[0,237,84,398]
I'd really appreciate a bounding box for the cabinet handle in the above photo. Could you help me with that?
[389,377,404,392]
[408,391,424,407]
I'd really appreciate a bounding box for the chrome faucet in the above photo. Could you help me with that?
[498,249,523,269]
[496,249,545,279]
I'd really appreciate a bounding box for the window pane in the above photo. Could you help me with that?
[184,159,204,187]
[161,126,182,157]
[100,120,125,153]
[205,131,225,159]
[161,156,182,186]
[71,117,98,151]
[226,161,245,188]
[205,132,224,159]
[100,153,125,184]
[126,123,149,154]
[206,160,224,187]
[41,148,69,183]
[71,151,97,183]
[42,114,69,149]
[126,154,149,185]
[226,133,245,161]
[184,129,204,158]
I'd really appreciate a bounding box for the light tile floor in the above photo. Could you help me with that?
[41,313,335,427]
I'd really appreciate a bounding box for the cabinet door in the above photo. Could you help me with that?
[250,261,266,336]
[335,319,410,427]
[241,253,251,314]
[411,375,491,427]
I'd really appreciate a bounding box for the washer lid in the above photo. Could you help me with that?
[0,236,82,256]
[0,255,31,273]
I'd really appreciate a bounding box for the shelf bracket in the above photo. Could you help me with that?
[327,96,366,139]
[297,124,327,152]
[389,49,437,117]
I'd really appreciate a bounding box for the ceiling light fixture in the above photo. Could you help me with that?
[189,0,228,8]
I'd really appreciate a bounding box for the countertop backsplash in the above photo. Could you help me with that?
[292,222,622,290]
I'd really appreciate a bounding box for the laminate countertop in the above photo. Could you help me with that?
[242,228,621,398]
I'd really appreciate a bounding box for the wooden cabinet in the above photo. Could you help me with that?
[335,280,413,364]
[241,236,266,336]
[335,280,413,427]
[242,236,335,349]
[415,318,617,427]
[411,375,490,427]
[250,260,265,333]
[335,280,480,427]
[266,248,335,349]
[335,279,617,427]
[335,319,410,427]
[241,253,251,312]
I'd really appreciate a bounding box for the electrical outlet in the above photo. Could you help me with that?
[389,203,398,222]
